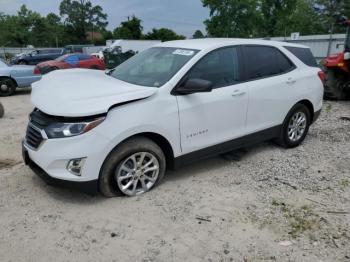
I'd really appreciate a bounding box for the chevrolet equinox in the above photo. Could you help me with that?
[22,39,323,196]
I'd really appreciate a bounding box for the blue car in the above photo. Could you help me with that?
[10,48,64,65]
[0,59,41,96]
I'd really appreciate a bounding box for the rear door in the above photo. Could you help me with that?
[63,54,79,68]
[242,45,297,133]
[176,46,249,154]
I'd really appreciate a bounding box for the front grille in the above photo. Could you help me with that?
[25,124,44,149]
[25,109,51,149]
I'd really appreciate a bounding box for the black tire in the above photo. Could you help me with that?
[89,65,99,70]
[0,102,4,118]
[323,68,349,100]
[275,103,311,148]
[99,137,166,197]
[0,77,17,97]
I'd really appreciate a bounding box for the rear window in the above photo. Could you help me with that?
[284,46,318,67]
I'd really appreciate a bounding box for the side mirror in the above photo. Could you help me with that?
[175,78,213,95]
[105,68,115,75]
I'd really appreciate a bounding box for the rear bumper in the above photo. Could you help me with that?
[22,142,98,195]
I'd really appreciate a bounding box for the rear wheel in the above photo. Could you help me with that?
[99,137,166,197]
[324,68,349,100]
[18,60,28,65]
[0,77,16,97]
[275,104,311,148]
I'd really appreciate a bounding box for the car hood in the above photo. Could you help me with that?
[31,69,158,117]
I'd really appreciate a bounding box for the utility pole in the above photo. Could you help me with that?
[327,23,334,57]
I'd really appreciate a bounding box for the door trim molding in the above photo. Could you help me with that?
[173,125,281,169]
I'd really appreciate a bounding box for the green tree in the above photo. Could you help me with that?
[279,0,325,36]
[193,30,205,38]
[202,0,261,37]
[59,0,108,43]
[144,28,185,42]
[113,16,143,39]
[260,0,298,37]
[315,0,347,33]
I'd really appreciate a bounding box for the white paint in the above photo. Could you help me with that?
[26,38,324,185]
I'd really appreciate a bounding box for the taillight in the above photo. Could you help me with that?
[34,66,41,75]
[318,71,325,82]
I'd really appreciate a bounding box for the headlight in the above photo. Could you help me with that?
[45,117,105,138]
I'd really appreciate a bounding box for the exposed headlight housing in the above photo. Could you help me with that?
[45,117,105,138]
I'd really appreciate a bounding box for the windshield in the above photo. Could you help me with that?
[110,47,199,87]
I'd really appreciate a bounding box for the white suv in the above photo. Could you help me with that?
[22,39,323,196]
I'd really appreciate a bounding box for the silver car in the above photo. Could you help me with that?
[0,59,41,96]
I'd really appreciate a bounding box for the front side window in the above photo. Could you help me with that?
[111,47,199,87]
[185,47,241,88]
[243,46,294,80]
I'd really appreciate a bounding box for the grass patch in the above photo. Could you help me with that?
[339,178,350,188]
[271,200,320,238]
[325,103,332,112]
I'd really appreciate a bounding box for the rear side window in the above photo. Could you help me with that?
[284,46,318,67]
[243,46,294,80]
[186,47,241,88]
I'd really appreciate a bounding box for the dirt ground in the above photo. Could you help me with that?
[0,89,349,262]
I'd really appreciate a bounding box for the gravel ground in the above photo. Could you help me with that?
[0,90,349,262]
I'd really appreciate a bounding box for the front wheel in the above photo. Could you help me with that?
[99,137,166,197]
[275,104,311,148]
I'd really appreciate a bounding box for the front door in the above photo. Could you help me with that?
[176,46,248,154]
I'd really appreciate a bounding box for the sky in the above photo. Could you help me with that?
[0,0,210,37]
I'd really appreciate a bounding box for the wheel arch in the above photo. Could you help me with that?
[102,132,176,172]
[296,99,314,122]
[0,76,18,87]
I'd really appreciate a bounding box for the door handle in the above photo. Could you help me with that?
[232,90,246,97]
[286,78,296,84]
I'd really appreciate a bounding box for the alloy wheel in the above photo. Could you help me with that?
[115,152,160,196]
[288,111,307,142]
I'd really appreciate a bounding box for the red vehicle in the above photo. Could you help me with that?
[323,19,350,100]
[35,53,105,75]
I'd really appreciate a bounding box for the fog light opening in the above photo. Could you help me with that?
[67,158,86,176]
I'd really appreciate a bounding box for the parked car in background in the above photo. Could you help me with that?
[64,45,93,54]
[0,59,41,96]
[10,48,64,65]
[35,53,105,74]
[103,40,161,69]
[23,39,323,197]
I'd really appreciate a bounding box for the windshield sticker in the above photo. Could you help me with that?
[173,49,195,56]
